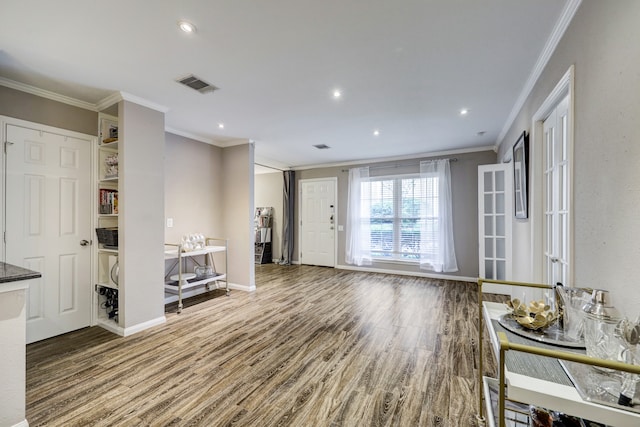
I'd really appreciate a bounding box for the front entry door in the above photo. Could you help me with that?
[543,95,571,287]
[4,122,93,343]
[299,178,336,267]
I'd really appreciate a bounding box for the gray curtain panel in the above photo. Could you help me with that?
[280,170,295,265]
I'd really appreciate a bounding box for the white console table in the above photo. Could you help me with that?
[164,237,228,313]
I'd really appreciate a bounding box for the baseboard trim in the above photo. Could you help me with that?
[122,316,166,337]
[96,318,125,336]
[335,264,476,282]
[11,419,29,427]
[227,282,256,292]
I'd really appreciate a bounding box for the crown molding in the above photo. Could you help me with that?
[165,127,217,145]
[216,138,251,148]
[254,155,291,172]
[0,76,98,111]
[94,92,121,112]
[120,91,169,113]
[289,145,497,171]
[0,77,170,115]
[165,128,251,149]
[96,91,169,113]
[496,0,582,145]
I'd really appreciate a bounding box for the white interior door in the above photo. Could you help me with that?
[543,95,570,287]
[478,163,512,294]
[299,178,336,267]
[4,122,93,343]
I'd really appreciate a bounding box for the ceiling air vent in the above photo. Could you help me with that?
[313,144,331,150]
[176,74,219,94]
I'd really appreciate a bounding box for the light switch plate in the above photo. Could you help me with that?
[167,218,174,228]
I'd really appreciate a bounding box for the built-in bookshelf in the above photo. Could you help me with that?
[93,97,167,338]
[95,114,120,333]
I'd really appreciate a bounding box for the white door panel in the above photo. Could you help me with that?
[24,257,45,321]
[4,123,92,343]
[543,95,570,287]
[299,179,336,267]
[478,163,512,294]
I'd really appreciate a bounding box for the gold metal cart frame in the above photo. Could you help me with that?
[476,278,640,427]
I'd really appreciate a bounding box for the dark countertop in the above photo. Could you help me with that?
[0,262,42,283]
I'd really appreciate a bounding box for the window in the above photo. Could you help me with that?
[346,159,458,272]
[364,175,438,261]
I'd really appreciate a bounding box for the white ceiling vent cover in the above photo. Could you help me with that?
[176,74,219,94]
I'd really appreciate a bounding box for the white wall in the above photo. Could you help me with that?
[119,100,166,329]
[164,134,260,291]
[222,143,255,290]
[164,133,223,244]
[294,150,497,278]
[497,0,640,316]
[254,171,283,262]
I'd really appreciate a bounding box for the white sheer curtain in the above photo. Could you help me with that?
[345,167,372,266]
[419,159,458,272]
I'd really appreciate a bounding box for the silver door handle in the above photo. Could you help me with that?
[80,239,90,246]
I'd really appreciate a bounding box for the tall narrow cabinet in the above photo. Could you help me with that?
[93,95,167,336]
[95,114,120,333]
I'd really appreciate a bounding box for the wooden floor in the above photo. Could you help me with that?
[26,265,504,426]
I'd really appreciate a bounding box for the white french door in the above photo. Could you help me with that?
[3,119,93,343]
[478,163,512,293]
[299,178,336,267]
[543,95,571,287]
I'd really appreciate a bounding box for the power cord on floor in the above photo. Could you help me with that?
[98,286,119,321]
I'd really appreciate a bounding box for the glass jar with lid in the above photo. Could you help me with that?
[582,289,622,362]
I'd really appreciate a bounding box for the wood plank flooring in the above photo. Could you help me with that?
[26,265,505,426]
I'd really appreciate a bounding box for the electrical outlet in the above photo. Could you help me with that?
[338,225,344,231]
[167,218,174,228]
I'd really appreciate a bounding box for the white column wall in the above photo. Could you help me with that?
[119,100,166,329]
[222,143,255,291]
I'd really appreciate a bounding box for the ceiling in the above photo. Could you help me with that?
[0,0,571,170]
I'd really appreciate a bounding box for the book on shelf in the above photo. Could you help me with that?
[99,189,118,214]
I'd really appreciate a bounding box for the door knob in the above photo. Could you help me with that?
[550,257,559,263]
[80,239,90,246]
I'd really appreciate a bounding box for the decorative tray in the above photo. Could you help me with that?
[498,314,586,349]
[561,360,640,414]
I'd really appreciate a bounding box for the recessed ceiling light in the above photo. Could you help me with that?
[333,89,342,99]
[178,20,197,34]
[459,108,469,116]
[373,130,380,136]
[218,123,225,129]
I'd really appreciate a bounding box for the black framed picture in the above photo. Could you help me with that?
[513,131,529,219]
